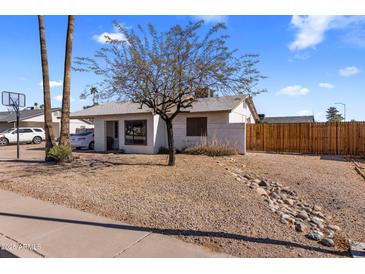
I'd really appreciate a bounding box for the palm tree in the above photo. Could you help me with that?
[38,15,55,159]
[90,87,98,105]
[59,15,75,148]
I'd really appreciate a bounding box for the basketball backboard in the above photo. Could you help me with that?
[1,91,26,108]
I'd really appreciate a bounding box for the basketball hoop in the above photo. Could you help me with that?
[1,91,26,159]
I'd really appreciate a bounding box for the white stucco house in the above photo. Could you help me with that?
[71,95,258,154]
[0,108,94,138]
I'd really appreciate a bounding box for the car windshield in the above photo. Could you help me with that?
[1,128,14,133]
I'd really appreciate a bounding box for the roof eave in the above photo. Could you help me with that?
[245,96,259,122]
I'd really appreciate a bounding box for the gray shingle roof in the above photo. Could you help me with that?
[262,115,315,124]
[71,96,248,118]
[0,108,60,123]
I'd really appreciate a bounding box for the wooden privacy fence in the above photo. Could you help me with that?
[246,122,365,155]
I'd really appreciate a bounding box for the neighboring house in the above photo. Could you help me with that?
[261,115,315,124]
[0,108,94,138]
[71,95,258,154]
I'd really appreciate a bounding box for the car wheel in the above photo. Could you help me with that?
[0,137,9,146]
[32,136,42,144]
[89,141,94,150]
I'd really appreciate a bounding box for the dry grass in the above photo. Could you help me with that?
[184,139,239,156]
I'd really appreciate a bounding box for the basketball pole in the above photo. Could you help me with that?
[16,108,19,159]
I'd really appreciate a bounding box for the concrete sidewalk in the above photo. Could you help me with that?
[0,190,228,258]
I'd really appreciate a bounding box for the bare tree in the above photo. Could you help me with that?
[37,15,55,159]
[59,15,75,148]
[75,20,266,165]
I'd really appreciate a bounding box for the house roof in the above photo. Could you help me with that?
[0,108,60,123]
[71,95,256,119]
[262,115,315,124]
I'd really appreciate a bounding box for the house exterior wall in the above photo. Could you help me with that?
[0,120,60,138]
[94,119,105,151]
[92,106,247,154]
[0,122,12,132]
[171,111,245,153]
[153,114,167,153]
[22,111,93,137]
[229,101,256,124]
[93,113,155,153]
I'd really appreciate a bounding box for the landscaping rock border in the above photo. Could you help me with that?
[221,157,345,249]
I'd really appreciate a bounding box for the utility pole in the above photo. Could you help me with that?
[335,102,346,121]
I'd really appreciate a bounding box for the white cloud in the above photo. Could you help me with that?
[318,82,335,89]
[289,16,365,51]
[277,85,310,96]
[93,31,127,44]
[38,80,63,88]
[297,110,313,116]
[194,15,227,23]
[339,66,361,77]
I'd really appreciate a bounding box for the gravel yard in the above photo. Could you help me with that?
[0,145,363,257]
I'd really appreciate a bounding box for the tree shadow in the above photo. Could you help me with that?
[0,159,45,164]
[0,212,350,257]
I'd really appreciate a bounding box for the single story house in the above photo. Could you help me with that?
[71,95,258,154]
[0,108,94,138]
[261,115,315,124]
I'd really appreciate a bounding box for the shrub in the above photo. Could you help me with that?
[183,140,239,157]
[47,145,72,163]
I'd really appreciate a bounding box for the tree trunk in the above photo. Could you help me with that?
[59,15,75,148]
[165,119,176,166]
[37,15,55,159]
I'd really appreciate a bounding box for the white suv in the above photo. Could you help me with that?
[0,127,45,146]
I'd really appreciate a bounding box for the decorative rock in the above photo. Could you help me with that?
[268,204,279,212]
[295,222,308,233]
[270,192,281,200]
[327,224,340,232]
[312,211,326,219]
[307,230,324,241]
[313,204,322,211]
[311,216,324,228]
[244,175,252,180]
[284,198,295,206]
[324,229,335,238]
[256,187,268,197]
[320,238,335,247]
[258,180,269,187]
[249,183,259,189]
[303,206,312,213]
[280,213,291,224]
[297,210,309,219]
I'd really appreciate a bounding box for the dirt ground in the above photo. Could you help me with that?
[0,144,363,257]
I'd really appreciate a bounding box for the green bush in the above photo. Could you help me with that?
[47,145,72,163]
[183,140,239,157]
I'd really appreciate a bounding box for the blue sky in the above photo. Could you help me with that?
[0,15,364,121]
